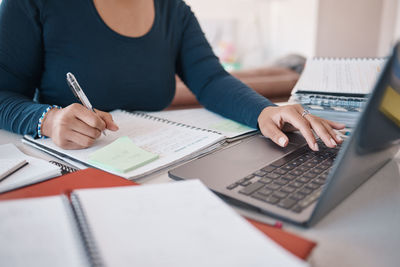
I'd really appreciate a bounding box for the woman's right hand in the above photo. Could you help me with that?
[41,103,119,149]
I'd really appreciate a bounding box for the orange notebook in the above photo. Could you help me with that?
[0,168,316,260]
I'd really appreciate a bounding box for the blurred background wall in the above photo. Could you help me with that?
[186,0,400,70]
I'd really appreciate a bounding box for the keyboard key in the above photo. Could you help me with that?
[281,186,296,193]
[305,162,317,168]
[269,148,307,167]
[274,178,289,186]
[236,178,247,184]
[281,174,296,180]
[311,158,323,164]
[304,153,313,159]
[298,187,312,195]
[310,168,324,174]
[274,169,288,175]
[264,196,280,204]
[278,198,297,209]
[298,177,311,183]
[251,192,269,202]
[318,164,331,170]
[241,181,252,186]
[289,170,303,176]
[296,157,308,163]
[266,173,280,179]
[303,172,318,178]
[244,174,255,180]
[239,182,265,195]
[254,170,267,177]
[282,165,295,171]
[298,166,310,172]
[280,176,292,183]
[305,183,320,190]
[266,183,281,190]
[290,181,303,188]
[287,162,300,168]
[258,188,273,196]
[313,178,326,185]
[261,165,276,172]
[273,191,288,199]
[320,173,329,179]
[258,177,272,184]
[227,183,238,190]
[290,193,305,201]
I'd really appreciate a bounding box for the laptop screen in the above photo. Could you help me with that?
[357,43,400,153]
[309,42,400,226]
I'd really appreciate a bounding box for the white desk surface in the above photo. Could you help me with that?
[1,129,399,267]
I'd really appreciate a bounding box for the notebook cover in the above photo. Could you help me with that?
[0,168,136,200]
[246,218,316,260]
[0,168,316,260]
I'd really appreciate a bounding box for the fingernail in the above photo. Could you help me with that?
[330,138,337,147]
[278,137,286,147]
[336,134,343,141]
[313,143,319,151]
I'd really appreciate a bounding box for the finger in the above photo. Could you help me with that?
[66,130,96,149]
[69,104,106,132]
[306,115,337,148]
[95,109,119,131]
[58,140,86,150]
[283,110,319,151]
[325,119,346,130]
[259,118,289,147]
[321,120,344,144]
[69,119,102,139]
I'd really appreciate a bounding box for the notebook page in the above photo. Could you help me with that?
[293,58,385,95]
[0,196,89,267]
[147,108,256,139]
[24,110,224,180]
[0,144,61,193]
[73,180,307,267]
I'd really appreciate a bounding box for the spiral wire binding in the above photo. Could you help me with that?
[49,160,78,175]
[70,193,104,267]
[127,111,223,135]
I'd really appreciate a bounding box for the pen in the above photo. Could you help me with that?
[66,72,106,136]
[0,160,29,182]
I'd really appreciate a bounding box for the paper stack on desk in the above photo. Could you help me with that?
[0,180,308,267]
[0,144,61,193]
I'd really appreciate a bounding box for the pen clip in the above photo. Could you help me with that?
[66,72,80,99]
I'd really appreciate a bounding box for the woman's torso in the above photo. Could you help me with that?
[39,0,182,111]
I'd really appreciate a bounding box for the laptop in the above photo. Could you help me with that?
[168,43,400,227]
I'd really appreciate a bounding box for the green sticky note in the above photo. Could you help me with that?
[88,136,159,173]
[211,120,253,133]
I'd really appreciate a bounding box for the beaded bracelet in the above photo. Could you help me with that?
[37,105,61,139]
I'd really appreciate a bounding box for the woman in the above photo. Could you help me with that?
[0,0,344,150]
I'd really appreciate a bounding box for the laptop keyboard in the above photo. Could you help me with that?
[227,140,339,213]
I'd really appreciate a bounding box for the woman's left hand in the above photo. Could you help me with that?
[257,104,345,151]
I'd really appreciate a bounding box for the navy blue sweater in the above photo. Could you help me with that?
[0,0,273,137]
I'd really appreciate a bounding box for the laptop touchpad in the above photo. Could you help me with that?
[169,133,305,188]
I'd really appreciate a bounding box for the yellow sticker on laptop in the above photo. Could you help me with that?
[88,136,159,173]
[379,85,400,127]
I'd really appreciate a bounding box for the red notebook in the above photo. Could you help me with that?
[0,168,316,260]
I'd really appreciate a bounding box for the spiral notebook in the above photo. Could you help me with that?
[145,108,257,141]
[290,57,386,127]
[0,180,308,267]
[23,110,227,180]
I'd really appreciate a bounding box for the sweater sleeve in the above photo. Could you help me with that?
[175,1,274,128]
[0,0,49,137]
